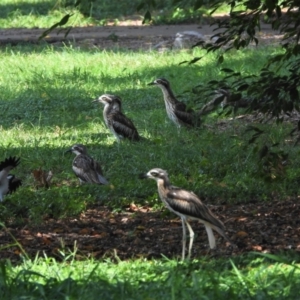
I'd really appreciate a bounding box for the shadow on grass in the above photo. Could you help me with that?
[1,42,295,222]
[0,43,269,130]
[0,0,55,19]
[0,0,146,21]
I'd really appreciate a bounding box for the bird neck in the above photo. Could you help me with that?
[159,85,178,105]
[157,177,171,189]
[103,104,113,123]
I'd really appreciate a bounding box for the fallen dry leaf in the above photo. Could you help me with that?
[236,231,248,238]
[135,226,146,231]
[32,168,53,188]
[252,245,263,251]
[79,228,91,235]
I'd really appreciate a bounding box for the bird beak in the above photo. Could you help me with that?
[65,149,72,154]
[92,98,100,103]
[147,81,156,86]
[139,173,149,179]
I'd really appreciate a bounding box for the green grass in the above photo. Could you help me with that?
[1,9,300,299]
[0,44,299,222]
[1,250,300,299]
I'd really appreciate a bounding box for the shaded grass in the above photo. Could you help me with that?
[1,251,300,299]
[0,0,233,28]
[0,43,299,223]
[0,27,299,300]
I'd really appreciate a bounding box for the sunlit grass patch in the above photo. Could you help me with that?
[0,44,299,222]
[1,250,299,299]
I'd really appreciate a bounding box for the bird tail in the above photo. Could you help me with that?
[210,223,235,246]
[204,225,216,249]
[0,157,21,171]
[98,175,109,185]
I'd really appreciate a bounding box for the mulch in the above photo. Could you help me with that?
[1,198,299,262]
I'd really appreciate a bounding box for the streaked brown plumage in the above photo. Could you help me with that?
[148,78,201,128]
[93,94,140,142]
[0,156,22,201]
[66,144,108,185]
[199,89,250,116]
[140,168,232,260]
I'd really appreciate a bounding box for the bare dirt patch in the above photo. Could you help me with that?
[1,198,300,261]
[0,22,282,50]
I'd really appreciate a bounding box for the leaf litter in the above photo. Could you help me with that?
[1,198,299,262]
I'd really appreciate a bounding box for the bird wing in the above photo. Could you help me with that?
[174,110,201,127]
[166,186,225,230]
[174,110,195,126]
[0,157,20,183]
[91,160,109,185]
[175,101,188,112]
[73,155,107,184]
[111,111,140,141]
[7,175,22,194]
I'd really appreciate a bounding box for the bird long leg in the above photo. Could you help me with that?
[212,225,235,247]
[185,220,195,260]
[181,217,187,260]
[204,225,216,249]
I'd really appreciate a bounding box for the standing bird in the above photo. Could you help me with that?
[140,168,232,260]
[0,156,22,202]
[93,94,141,142]
[66,144,108,185]
[148,78,201,128]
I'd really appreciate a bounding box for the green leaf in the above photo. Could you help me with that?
[218,55,224,64]
[221,68,234,73]
[259,145,269,159]
[237,83,249,91]
[136,2,145,11]
[179,60,188,65]
[246,126,264,133]
[142,10,152,24]
[74,0,81,7]
[39,14,73,40]
[188,57,202,64]
[194,0,203,10]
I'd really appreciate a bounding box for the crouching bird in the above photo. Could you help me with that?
[140,168,232,260]
[148,78,201,128]
[66,144,108,185]
[93,94,141,142]
[0,156,22,202]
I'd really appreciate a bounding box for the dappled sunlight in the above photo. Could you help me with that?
[1,1,300,299]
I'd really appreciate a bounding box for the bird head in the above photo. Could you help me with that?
[93,94,122,110]
[147,78,170,88]
[139,168,169,182]
[65,144,87,156]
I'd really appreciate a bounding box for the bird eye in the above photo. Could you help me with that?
[151,171,159,177]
